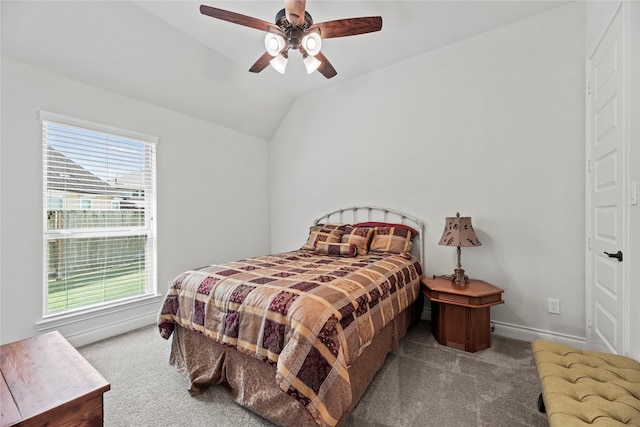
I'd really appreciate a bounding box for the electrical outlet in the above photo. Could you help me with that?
[548,298,560,314]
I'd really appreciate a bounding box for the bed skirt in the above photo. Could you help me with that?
[169,297,423,427]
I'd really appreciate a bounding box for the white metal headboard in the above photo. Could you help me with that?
[313,206,425,267]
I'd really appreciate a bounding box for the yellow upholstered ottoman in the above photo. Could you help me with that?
[532,339,640,426]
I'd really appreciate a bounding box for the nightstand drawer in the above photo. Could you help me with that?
[427,289,504,308]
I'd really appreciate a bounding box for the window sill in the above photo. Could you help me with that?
[36,294,163,332]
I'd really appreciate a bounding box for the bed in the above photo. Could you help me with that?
[157,206,425,427]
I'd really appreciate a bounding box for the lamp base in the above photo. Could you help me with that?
[440,268,469,285]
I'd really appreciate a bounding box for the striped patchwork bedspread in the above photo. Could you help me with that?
[158,250,422,427]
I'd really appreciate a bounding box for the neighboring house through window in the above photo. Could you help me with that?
[48,196,64,210]
[41,111,157,317]
[80,199,93,210]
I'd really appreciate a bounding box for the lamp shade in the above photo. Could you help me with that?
[301,32,322,56]
[438,213,481,247]
[269,53,288,74]
[265,33,286,57]
[303,54,321,74]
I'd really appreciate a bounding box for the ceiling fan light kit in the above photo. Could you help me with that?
[303,52,321,74]
[301,32,322,56]
[269,52,289,74]
[264,33,286,56]
[199,1,382,79]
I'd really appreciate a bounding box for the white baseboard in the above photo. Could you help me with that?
[36,295,163,347]
[491,320,586,348]
[65,311,157,347]
[421,308,586,349]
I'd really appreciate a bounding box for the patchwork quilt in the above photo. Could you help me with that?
[158,250,422,427]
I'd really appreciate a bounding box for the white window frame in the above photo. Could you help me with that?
[39,111,158,320]
[48,195,65,210]
[80,198,93,210]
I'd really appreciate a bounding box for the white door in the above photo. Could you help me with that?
[586,5,627,354]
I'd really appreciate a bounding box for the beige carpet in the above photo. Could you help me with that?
[79,320,547,426]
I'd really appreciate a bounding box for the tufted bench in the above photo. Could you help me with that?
[532,339,640,426]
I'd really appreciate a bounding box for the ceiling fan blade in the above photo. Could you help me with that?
[284,0,306,27]
[200,5,277,33]
[249,52,273,73]
[310,16,382,39]
[314,51,337,79]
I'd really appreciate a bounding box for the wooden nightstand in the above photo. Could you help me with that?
[421,276,504,352]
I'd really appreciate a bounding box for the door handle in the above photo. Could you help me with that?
[604,251,623,262]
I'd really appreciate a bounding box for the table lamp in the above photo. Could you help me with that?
[438,212,481,284]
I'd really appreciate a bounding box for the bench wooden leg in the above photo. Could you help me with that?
[538,393,546,413]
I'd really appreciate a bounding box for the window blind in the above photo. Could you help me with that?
[42,116,157,316]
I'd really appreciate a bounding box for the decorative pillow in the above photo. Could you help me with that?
[301,224,345,251]
[353,221,419,237]
[341,225,374,256]
[368,224,418,254]
[315,242,357,258]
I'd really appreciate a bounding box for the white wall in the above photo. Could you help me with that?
[270,3,586,344]
[0,58,271,346]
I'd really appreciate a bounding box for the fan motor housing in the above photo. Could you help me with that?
[275,8,313,50]
[275,8,313,27]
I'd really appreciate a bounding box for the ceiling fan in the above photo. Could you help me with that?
[199,0,382,79]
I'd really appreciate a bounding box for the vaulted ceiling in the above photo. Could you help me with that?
[1,1,568,140]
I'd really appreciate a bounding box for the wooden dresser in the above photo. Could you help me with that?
[1,331,110,427]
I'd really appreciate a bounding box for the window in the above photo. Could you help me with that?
[41,112,157,316]
[48,196,64,210]
[80,199,93,210]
